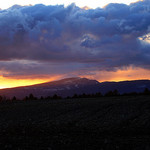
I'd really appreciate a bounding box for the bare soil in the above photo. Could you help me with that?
[0,96,150,149]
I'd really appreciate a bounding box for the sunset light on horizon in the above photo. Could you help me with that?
[0,76,63,89]
[81,67,150,83]
[1,67,150,89]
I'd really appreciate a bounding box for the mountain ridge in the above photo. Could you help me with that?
[0,77,150,99]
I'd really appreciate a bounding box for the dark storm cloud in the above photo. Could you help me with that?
[0,1,150,77]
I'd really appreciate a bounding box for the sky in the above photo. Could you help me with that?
[0,0,150,88]
[0,0,139,10]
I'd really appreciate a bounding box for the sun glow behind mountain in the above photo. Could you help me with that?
[0,76,62,89]
[0,67,150,89]
[80,67,150,82]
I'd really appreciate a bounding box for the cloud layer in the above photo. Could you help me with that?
[0,1,150,78]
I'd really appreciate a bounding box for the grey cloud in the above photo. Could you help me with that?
[0,1,150,77]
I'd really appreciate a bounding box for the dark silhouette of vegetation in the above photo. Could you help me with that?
[0,87,150,102]
[143,88,150,95]
[40,96,44,100]
[105,91,114,97]
[29,93,38,100]
[71,92,103,99]
[105,89,120,97]
[122,92,138,96]
[0,96,2,101]
[66,96,71,99]
[52,94,62,99]
[12,96,17,101]
[45,96,52,100]
[95,92,103,97]
[29,93,34,100]
[23,96,29,101]
[72,94,78,98]
[23,94,37,101]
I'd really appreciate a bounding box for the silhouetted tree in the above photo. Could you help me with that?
[28,93,37,100]
[29,93,34,100]
[12,96,17,101]
[104,90,120,97]
[73,94,78,98]
[52,94,62,99]
[52,94,57,99]
[105,91,114,97]
[95,92,103,97]
[127,92,138,96]
[80,93,87,98]
[66,96,71,99]
[40,96,44,100]
[46,96,52,100]
[113,89,120,96]
[0,96,2,101]
[91,94,95,98]
[23,96,29,101]
[143,88,150,95]
[2,96,6,101]
[87,94,92,98]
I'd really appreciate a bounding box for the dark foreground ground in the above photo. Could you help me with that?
[0,96,150,149]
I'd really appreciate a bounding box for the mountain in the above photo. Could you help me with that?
[0,77,100,99]
[0,77,150,99]
[99,80,150,94]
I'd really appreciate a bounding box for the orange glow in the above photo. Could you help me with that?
[0,75,62,89]
[80,67,150,82]
[1,67,150,89]
[81,6,91,10]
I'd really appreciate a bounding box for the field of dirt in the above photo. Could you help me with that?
[0,96,150,149]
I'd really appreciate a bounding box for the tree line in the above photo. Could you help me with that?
[0,88,150,101]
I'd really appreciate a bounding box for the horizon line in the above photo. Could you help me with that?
[0,77,150,90]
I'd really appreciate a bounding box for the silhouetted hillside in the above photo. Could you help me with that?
[0,77,100,99]
[99,80,150,94]
[0,77,150,99]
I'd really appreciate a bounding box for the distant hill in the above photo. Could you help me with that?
[0,77,150,99]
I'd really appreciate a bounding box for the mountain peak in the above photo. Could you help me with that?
[0,77,101,98]
[58,77,81,82]
[1,78,150,99]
